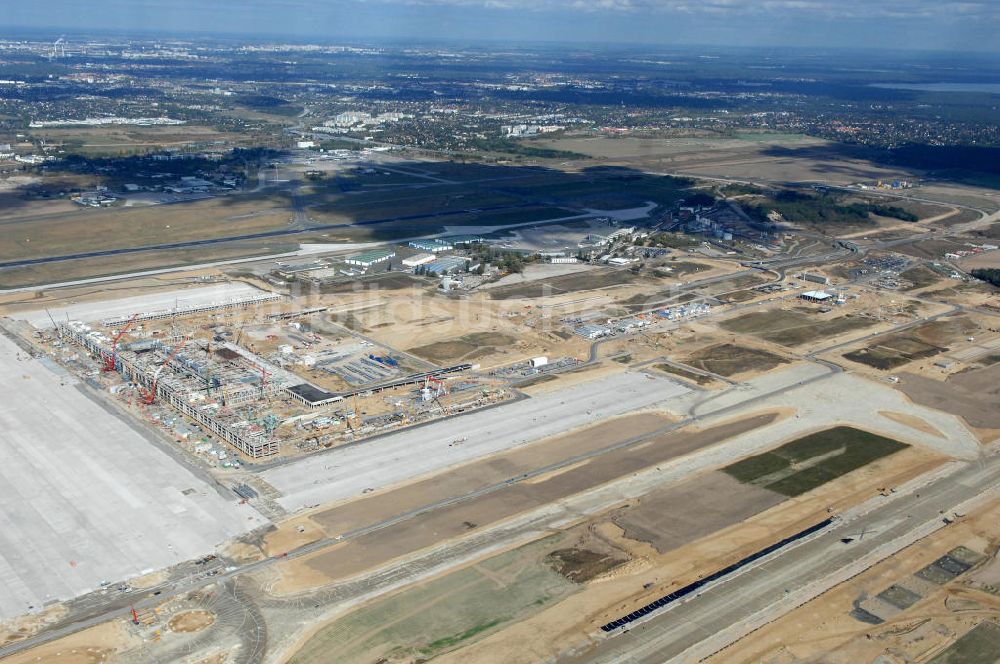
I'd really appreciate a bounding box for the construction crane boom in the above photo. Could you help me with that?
[103,313,139,372]
[141,336,189,405]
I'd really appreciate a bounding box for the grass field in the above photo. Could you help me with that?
[927,621,1000,664]
[720,309,876,346]
[409,332,517,364]
[843,317,977,370]
[899,266,943,291]
[288,535,577,664]
[489,269,640,300]
[654,363,714,385]
[0,239,296,289]
[723,427,908,496]
[682,343,789,377]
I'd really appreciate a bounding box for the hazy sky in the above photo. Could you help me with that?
[6,0,999,51]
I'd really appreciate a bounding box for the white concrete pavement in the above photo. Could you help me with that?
[10,282,275,328]
[0,334,267,620]
[260,371,690,512]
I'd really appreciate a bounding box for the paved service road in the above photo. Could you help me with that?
[562,452,1000,664]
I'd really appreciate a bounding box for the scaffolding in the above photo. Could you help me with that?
[59,323,279,458]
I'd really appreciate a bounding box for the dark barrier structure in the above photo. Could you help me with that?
[600,518,834,632]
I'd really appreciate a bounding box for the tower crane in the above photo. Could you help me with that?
[102,314,139,372]
[140,336,189,405]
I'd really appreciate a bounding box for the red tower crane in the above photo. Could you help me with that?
[102,314,139,372]
[140,336,189,405]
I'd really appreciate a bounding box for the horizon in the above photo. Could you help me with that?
[5,0,1000,53]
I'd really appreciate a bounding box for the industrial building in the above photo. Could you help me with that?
[344,248,396,268]
[408,239,453,253]
[800,290,835,303]
[275,260,328,278]
[402,253,436,267]
[422,256,470,275]
[801,273,830,285]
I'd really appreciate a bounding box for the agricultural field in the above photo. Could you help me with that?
[898,362,1000,430]
[843,316,979,370]
[899,265,944,290]
[653,362,715,385]
[488,268,642,300]
[409,331,517,364]
[928,621,1000,664]
[682,343,789,377]
[288,535,579,664]
[612,471,785,554]
[722,427,908,496]
[720,308,876,347]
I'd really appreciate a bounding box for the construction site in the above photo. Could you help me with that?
[35,283,513,463]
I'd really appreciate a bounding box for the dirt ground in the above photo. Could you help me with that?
[284,534,580,664]
[266,412,778,593]
[319,289,593,371]
[719,308,877,347]
[898,363,1000,431]
[844,316,980,371]
[710,494,1000,664]
[432,445,943,664]
[408,331,517,364]
[168,609,216,633]
[611,471,785,554]
[1,620,136,664]
[683,343,790,377]
[961,252,1000,270]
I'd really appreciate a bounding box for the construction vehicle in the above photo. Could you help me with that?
[103,314,139,372]
[140,336,189,405]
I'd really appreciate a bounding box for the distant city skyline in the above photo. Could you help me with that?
[5,0,1000,53]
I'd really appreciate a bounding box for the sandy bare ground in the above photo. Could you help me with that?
[262,412,673,556]
[1,620,136,664]
[959,251,1000,270]
[267,413,778,593]
[612,472,785,554]
[878,410,946,438]
[898,364,1000,431]
[432,446,943,664]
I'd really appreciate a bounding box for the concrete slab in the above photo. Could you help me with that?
[261,371,689,512]
[10,282,275,328]
[0,334,267,620]
[670,365,981,459]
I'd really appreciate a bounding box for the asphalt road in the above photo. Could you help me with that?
[562,451,1000,664]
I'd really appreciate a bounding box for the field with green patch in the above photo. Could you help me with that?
[489,269,641,300]
[843,316,978,370]
[288,535,578,664]
[720,308,876,346]
[723,427,909,496]
[682,343,789,377]
[654,363,715,385]
[409,331,517,364]
[928,621,1000,664]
